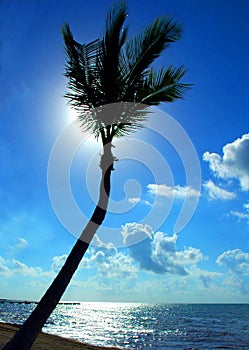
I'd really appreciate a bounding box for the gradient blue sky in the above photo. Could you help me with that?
[0,0,249,303]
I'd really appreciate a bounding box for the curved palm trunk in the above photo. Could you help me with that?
[2,144,114,350]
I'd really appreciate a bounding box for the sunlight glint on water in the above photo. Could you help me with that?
[0,301,248,349]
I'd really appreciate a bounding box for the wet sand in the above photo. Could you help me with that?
[0,322,120,349]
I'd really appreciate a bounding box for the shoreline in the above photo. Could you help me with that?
[0,322,120,350]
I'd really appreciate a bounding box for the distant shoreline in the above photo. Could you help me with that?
[0,322,120,350]
[0,298,81,305]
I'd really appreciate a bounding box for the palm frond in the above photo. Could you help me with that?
[139,65,191,104]
[62,23,105,133]
[88,102,150,139]
[124,16,182,100]
[63,25,102,100]
[62,2,191,143]
[99,1,128,103]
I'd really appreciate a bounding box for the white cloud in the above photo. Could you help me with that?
[128,197,152,206]
[175,246,203,265]
[92,234,117,255]
[51,255,67,272]
[229,203,249,223]
[217,249,249,294]
[92,250,105,264]
[121,222,153,246]
[16,237,28,249]
[96,252,137,279]
[203,180,236,200]
[0,256,11,277]
[147,184,200,199]
[203,133,249,191]
[230,210,249,221]
[12,259,42,277]
[0,264,11,277]
[217,249,249,274]
[143,200,153,206]
[88,244,137,281]
[222,274,249,294]
[4,254,79,279]
[151,232,203,274]
[121,223,203,276]
[128,197,141,204]
[82,235,138,280]
[0,256,50,279]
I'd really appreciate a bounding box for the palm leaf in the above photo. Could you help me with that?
[62,1,191,143]
[62,23,105,133]
[139,65,191,104]
[123,16,182,100]
[98,1,128,104]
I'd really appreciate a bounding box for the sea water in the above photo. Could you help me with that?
[0,301,248,349]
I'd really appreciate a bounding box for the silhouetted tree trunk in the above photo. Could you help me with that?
[2,145,114,350]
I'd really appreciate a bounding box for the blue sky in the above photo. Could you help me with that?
[0,0,249,303]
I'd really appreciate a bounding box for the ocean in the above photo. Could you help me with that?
[0,301,248,349]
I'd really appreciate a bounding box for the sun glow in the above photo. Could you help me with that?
[67,107,100,147]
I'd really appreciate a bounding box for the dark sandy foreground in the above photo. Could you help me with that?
[0,322,120,350]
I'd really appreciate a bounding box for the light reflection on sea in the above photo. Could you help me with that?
[0,301,248,349]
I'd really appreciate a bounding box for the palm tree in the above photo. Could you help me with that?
[2,1,189,349]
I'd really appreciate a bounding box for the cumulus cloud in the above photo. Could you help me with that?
[51,255,67,272]
[12,259,42,277]
[217,249,249,294]
[175,246,203,266]
[203,180,236,200]
[122,224,161,273]
[122,222,153,246]
[95,252,137,279]
[121,223,203,276]
[203,133,249,191]
[87,234,137,280]
[217,249,249,274]
[92,234,117,255]
[147,184,200,199]
[0,256,50,279]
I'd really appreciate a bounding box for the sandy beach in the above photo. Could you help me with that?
[0,322,120,350]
